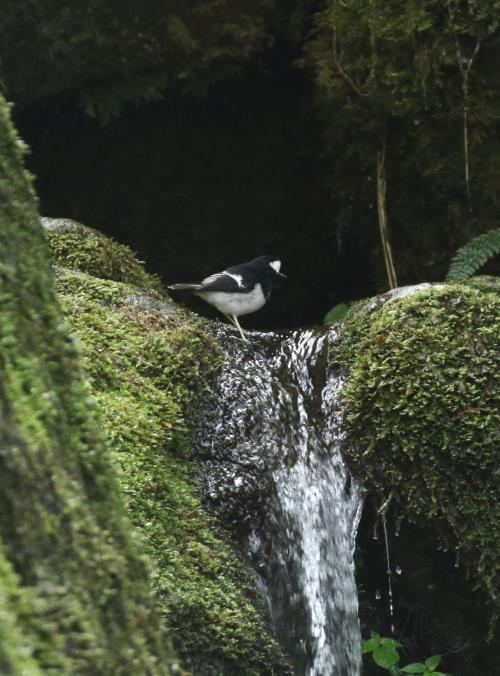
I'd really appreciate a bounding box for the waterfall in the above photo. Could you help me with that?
[192,327,364,675]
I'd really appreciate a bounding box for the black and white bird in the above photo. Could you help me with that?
[168,255,286,341]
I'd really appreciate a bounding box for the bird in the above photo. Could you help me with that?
[168,255,286,341]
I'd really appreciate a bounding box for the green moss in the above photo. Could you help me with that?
[55,272,290,674]
[0,544,41,675]
[457,275,500,294]
[53,264,153,306]
[0,93,178,672]
[338,285,500,604]
[45,227,163,293]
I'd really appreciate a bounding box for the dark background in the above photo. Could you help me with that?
[15,67,373,329]
[6,1,500,329]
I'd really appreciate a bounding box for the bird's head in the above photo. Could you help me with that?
[252,255,287,278]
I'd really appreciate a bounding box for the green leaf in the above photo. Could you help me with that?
[380,637,403,649]
[416,17,433,31]
[362,637,380,653]
[324,302,351,325]
[425,656,441,671]
[446,227,500,280]
[401,663,426,673]
[373,646,400,668]
[370,630,381,640]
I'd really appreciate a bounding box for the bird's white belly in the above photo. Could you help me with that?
[197,284,266,316]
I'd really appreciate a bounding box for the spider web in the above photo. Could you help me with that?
[397,599,485,660]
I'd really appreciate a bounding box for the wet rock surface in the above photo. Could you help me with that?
[191,326,363,676]
[41,216,102,237]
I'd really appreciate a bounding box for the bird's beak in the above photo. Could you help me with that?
[276,270,287,278]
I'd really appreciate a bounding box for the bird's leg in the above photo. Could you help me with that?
[231,315,248,342]
[222,313,239,331]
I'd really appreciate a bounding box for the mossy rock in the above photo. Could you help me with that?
[4,95,288,673]
[1,93,178,672]
[53,267,290,675]
[338,283,500,607]
[39,166,289,672]
[42,216,164,293]
[0,545,41,675]
[52,265,178,314]
[459,274,500,293]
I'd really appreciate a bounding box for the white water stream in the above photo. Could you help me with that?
[195,328,364,675]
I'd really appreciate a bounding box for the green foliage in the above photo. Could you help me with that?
[446,227,500,280]
[0,92,177,672]
[324,301,353,325]
[362,632,401,670]
[5,1,500,288]
[0,0,275,119]
[302,0,500,285]
[337,285,500,605]
[53,263,290,674]
[46,229,164,293]
[362,632,448,675]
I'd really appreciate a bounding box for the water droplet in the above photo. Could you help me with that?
[391,624,396,634]
[375,590,381,600]
[396,566,402,575]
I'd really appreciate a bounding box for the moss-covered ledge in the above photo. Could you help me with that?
[45,224,291,674]
[42,216,165,293]
[336,283,500,610]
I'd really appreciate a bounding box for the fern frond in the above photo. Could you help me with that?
[446,227,500,281]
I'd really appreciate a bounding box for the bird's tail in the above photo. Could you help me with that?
[168,283,203,291]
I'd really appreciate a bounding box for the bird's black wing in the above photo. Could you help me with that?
[198,271,252,293]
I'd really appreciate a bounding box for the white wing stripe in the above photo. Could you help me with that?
[223,272,245,288]
[201,271,245,288]
[201,272,224,285]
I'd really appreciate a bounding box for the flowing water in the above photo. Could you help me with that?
[192,327,364,675]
